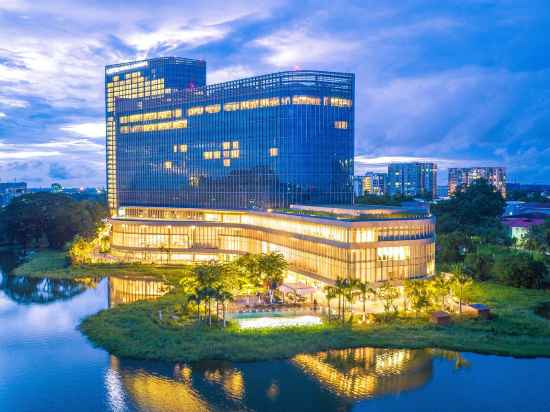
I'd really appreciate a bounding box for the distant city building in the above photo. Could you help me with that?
[353,176,364,197]
[387,163,437,199]
[362,172,387,196]
[0,182,27,207]
[50,183,63,193]
[436,185,449,198]
[448,167,506,198]
[501,213,547,242]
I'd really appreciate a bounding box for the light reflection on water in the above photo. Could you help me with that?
[1,253,550,412]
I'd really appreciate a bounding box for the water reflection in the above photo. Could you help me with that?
[106,347,469,412]
[0,273,98,304]
[108,275,170,307]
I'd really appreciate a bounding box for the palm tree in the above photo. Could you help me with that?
[259,252,288,304]
[215,288,233,328]
[334,278,347,322]
[450,263,472,315]
[324,286,337,321]
[355,280,373,321]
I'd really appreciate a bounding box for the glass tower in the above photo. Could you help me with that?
[109,66,354,212]
[105,57,207,214]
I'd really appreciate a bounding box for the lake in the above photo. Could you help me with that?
[1,250,549,412]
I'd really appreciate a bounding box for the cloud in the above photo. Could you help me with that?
[0,112,6,118]
[208,65,255,84]
[48,162,71,179]
[60,122,104,138]
[0,97,28,108]
[124,25,229,54]
[254,28,358,68]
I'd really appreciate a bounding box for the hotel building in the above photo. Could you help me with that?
[448,167,507,198]
[105,58,435,286]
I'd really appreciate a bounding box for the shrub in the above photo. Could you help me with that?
[492,253,547,289]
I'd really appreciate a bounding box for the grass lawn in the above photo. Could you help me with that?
[12,249,188,281]
[80,282,550,362]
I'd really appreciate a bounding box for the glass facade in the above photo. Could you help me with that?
[448,167,506,198]
[387,163,437,199]
[105,57,207,214]
[110,207,435,285]
[110,69,354,211]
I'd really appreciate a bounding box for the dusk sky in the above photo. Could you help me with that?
[0,0,549,187]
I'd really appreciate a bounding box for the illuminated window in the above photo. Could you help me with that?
[377,246,410,261]
[223,159,231,167]
[281,96,291,105]
[269,147,278,157]
[203,151,213,160]
[164,161,172,170]
[173,144,178,153]
[179,144,188,153]
[172,119,188,129]
[292,95,321,105]
[230,149,240,158]
[223,150,230,158]
[334,121,348,129]
[232,141,239,149]
[173,109,182,118]
[143,112,157,121]
[187,106,204,116]
[329,97,353,107]
[223,141,231,150]
[213,151,221,159]
[158,110,172,119]
[205,104,221,114]
[224,102,239,111]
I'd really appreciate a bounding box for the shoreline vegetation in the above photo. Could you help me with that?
[80,281,550,362]
[11,249,550,361]
[12,249,185,280]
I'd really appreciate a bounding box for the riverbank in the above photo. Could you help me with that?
[80,282,550,362]
[12,249,188,281]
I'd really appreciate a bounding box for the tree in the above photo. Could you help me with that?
[258,252,288,304]
[355,280,373,320]
[0,193,107,249]
[524,220,550,255]
[432,179,507,242]
[428,273,451,310]
[404,280,430,317]
[450,263,472,315]
[492,252,547,289]
[464,251,494,281]
[437,231,474,265]
[334,278,349,322]
[377,281,400,316]
[324,286,337,321]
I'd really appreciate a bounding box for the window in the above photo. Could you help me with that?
[334,121,348,129]
[223,141,231,150]
[223,159,231,167]
[173,144,177,153]
[224,102,239,111]
[164,161,172,170]
[269,147,278,157]
[187,106,204,116]
[179,144,188,153]
[232,141,239,149]
[205,104,221,114]
[203,151,213,160]
[230,149,240,158]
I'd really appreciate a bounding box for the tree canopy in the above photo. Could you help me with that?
[432,179,506,236]
[0,192,107,249]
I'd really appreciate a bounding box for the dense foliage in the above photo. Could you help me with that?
[0,192,107,249]
[524,219,550,255]
[433,179,548,288]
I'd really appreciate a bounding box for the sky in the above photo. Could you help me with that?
[0,0,549,188]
